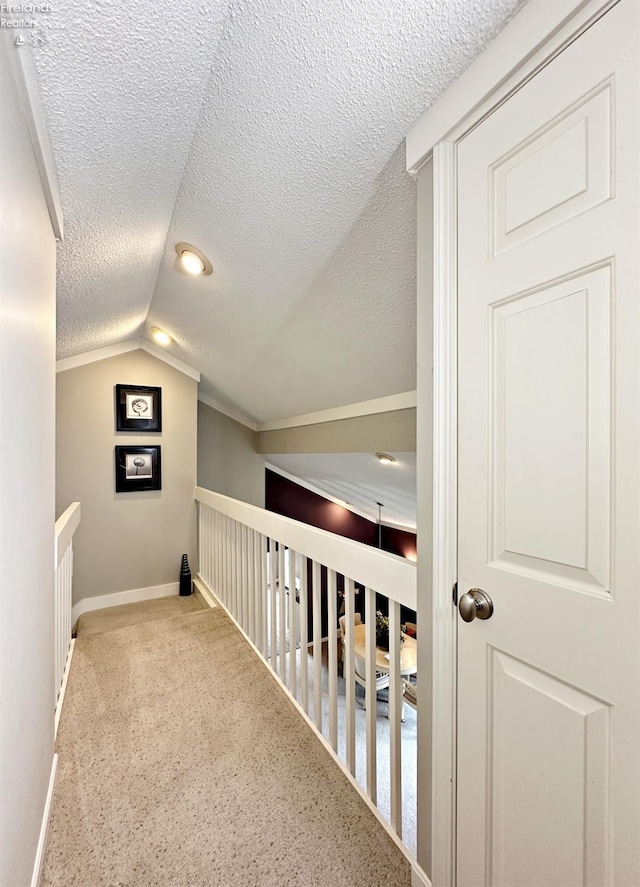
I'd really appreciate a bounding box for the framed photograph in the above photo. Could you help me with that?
[115,446,161,493]
[115,384,162,432]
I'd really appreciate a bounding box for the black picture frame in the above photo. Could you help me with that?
[115,446,161,493]
[115,384,162,432]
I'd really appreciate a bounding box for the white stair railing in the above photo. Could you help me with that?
[54,502,81,714]
[195,486,417,854]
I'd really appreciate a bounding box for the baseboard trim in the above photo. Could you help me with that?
[72,582,180,626]
[30,753,58,887]
[193,575,217,609]
[54,638,75,739]
[196,575,416,870]
[412,862,432,887]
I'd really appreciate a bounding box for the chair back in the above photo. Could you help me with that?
[338,613,362,639]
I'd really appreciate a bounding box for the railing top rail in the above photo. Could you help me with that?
[55,501,81,566]
[195,486,417,610]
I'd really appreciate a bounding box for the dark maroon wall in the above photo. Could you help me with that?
[265,468,416,558]
[380,524,417,561]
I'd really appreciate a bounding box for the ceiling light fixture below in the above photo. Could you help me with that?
[151,327,173,346]
[376,453,396,465]
[175,242,213,276]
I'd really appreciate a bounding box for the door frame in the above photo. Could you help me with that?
[408,1,619,884]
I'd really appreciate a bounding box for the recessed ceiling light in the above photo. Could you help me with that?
[175,242,213,276]
[181,251,204,275]
[376,453,396,465]
[151,327,173,346]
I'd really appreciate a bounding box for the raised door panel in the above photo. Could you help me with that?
[489,650,610,887]
[490,82,612,256]
[490,264,611,593]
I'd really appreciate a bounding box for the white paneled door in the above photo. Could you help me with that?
[456,3,639,886]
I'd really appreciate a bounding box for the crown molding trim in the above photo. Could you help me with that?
[198,393,258,431]
[7,34,64,240]
[257,391,417,432]
[139,340,201,380]
[56,338,201,381]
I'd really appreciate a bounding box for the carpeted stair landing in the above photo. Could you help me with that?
[43,597,411,886]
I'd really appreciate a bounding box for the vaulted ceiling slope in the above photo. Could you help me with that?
[268,452,417,528]
[36,0,524,423]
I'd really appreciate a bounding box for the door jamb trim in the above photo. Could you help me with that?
[430,139,459,887]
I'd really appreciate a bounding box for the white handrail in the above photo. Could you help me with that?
[54,502,81,718]
[55,501,81,566]
[195,486,416,610]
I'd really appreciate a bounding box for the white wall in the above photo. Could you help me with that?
[198,400,265,507]
[57,350,198,603]
[0,41,57,886]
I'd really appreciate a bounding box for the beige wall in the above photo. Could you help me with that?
[256,407,416,454]
[0,44,57,886]
[57,350,197,603]
[197,401,265,506]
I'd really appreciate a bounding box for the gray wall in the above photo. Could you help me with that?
[0,44,57,886]
[57,350,197,603]
[197,400,265,506]
[257,407,416,454]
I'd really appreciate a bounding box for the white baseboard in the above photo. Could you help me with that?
[71,582,180,626]
[54,638,75,739]
[412,862,432,887]
[193,574,217,609]
[31,753,58,887]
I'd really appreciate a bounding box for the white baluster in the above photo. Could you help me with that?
[203,504,208,588]
[365,585,377,804]
[258,533,269,659]
[312,560,323,733]
[327,569,338,752]
[239,523,247,630]
[345,576,356,775]
[299,556,309,715]
[389,598,403,838]
[269,539,278,671]
[278,541,287,685]
[288,548,298,699]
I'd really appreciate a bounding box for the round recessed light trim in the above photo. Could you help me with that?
[376,452,396,465]
[151,326,173,346]
[175,242,213,276]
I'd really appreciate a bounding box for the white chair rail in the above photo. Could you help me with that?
[54,502,81,709]
[195,486,417,851]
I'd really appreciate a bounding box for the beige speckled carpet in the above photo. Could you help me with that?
[42,598,411,886]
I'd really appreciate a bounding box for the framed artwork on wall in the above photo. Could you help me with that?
[115,446,161,493]
[115,384,162,432]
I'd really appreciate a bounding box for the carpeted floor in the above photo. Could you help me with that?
[43,599,411,886]
[74,593,209,637]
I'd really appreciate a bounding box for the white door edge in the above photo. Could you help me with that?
[426,4,620,886]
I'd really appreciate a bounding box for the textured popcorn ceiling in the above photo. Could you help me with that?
[35,0,525,423]
[268,452,417,528]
